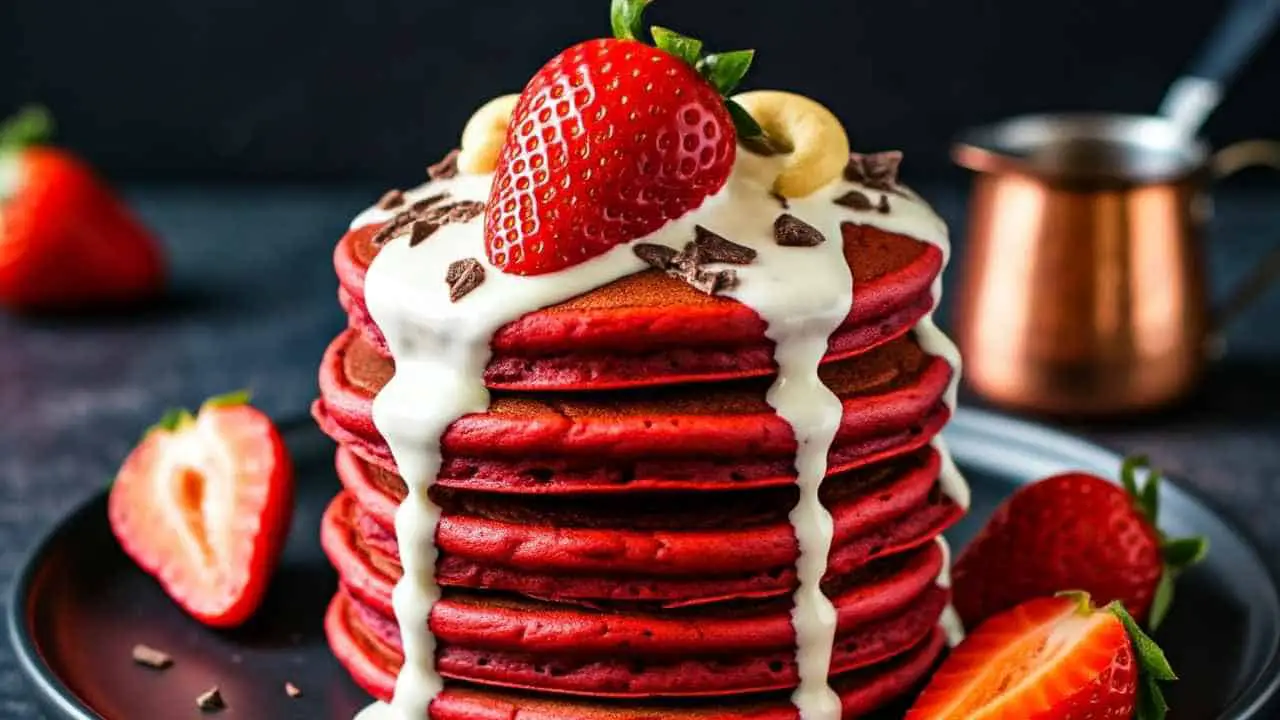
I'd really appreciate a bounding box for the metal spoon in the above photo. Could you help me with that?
[1158,0,1280,136]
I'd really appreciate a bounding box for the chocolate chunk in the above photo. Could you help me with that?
[131,644,172,669]
[376,189,405,210]
[770,191,790,209]
[634,243,678,269]
[196,687,225,712]
[773,213,825,247]
[877,194,891,214]
[284,682,302,698]
[692,225,756,265]
[844,151,903,190]
[833,189,874,211]
[446,258,485,301]
[428,149,460,180]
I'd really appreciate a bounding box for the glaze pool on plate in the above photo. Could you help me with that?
[9,409,1280,719]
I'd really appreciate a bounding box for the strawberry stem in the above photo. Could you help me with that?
[0,105,54,153]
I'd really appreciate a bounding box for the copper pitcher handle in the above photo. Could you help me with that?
[1208,139,1280,346]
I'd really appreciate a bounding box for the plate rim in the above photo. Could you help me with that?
[8,408,1280,719]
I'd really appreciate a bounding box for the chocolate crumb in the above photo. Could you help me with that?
[196,687,225,712]
[692,225,756,265]
[770,191,790,209]
[833,189,874,212]
[428,149,460,180]
[773,213,826,247]
[446,258,485,301]
[877,194,891,214]
[408,220,433,247]
[285,682,302,698]
[844,151,903,190]
[634,243,678,270]
[131,644,172,669]
[376,189,405,210]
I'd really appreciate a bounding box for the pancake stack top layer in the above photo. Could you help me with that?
[315,87,971,720]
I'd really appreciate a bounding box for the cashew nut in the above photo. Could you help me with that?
[457,94,520,174]
[732,91,850,198]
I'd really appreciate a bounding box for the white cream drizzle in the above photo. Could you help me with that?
[351,148,968,720]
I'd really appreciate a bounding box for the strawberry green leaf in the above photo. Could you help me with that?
[1109,601,1177,681]
[650,26,702,66]
[1162,536,1209,568]
[1148,570,1176,631]
[0,105,53,153]
[724,99,764,142]
[1137,673,1169,720]
[610,0,651,41]
[1142,468,1162,523]
[148,408,194,435]
[203,389,253,409]
[698,50,755,95]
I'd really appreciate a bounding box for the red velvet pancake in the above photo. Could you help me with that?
[327,589,947,716]
[314,330,952,488]
[336,220,943,391]
[323,449,963,606]
[329,582,947,698]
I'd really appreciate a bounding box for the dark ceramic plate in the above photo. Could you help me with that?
[9,409,1280,719]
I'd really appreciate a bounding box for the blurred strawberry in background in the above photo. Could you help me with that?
[0,105,164,312]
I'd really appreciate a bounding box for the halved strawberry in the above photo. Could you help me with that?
[953,456,1208,632]
[907,593,1177,720]
[108,391,294,628]
[484,0,773,275]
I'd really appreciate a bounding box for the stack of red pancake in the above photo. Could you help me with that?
[315,211,964,717]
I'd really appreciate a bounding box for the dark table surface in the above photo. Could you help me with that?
[0,182,1276,718]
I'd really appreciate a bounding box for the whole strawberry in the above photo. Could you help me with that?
[0,106,164,311]
[953,456,1208,631]
[485,0,771,275]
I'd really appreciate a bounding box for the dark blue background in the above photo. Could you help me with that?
[4,0,1280,182]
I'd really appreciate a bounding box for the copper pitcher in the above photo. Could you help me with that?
[952,114,1280,416]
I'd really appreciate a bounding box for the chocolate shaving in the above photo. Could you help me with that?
[374,195,485,247]
[447,258,485,301]
[844,151,903,191]
[774,213,826,247]
[633,227,755,296]
[634,243,678,269]
[833,189,874,211]
[428,149,460,180]
[411,192,450,211]
[877,194,891,214]
[284,682,302,698]
[131,644,172,669]
[770,191,790,209]
[691,225,756,265]
[376,189,405,210]
[196,687,225,712]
